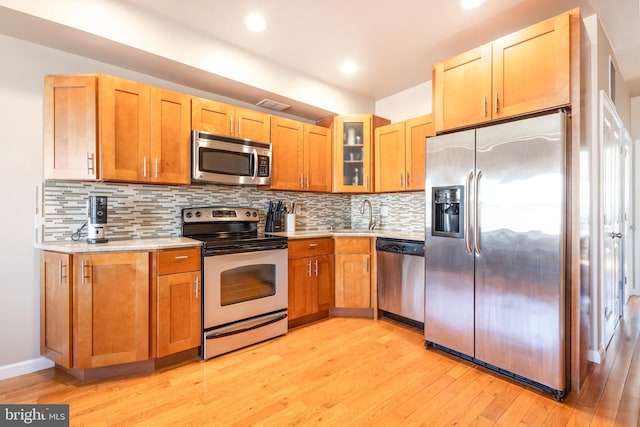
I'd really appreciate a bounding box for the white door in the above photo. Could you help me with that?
[601,92,624,347]
[622,129,634,303]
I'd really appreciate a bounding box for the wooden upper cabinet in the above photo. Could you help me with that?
[44,74,190,184]
[191,97,270,142]
[433,9,573,132]
[433,44,492,132]
[492,11,570,119]
[304,123,332,192]
[100,76,150,182]
[269,116,304,190]
[405,115,434,191]
[375,122,406,192]
[149,88,191,184]
[333,115,390,193]
[374,114,433,192]
[44,75,99,180]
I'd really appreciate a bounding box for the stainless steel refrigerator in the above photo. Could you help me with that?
[424,111,568,400]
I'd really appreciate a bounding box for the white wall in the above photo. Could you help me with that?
[374,81,432,122]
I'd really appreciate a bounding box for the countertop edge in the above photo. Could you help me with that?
[268,230,425,242]
[36,237,203,253]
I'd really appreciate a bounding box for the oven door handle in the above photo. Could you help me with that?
[205,312,288,340]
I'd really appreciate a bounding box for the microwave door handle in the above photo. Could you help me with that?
[251,149,258,181]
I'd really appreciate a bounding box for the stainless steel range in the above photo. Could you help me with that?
[181,207,288,359]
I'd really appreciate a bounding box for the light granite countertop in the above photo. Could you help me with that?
[36,237,203,253]
[268,229,425,242]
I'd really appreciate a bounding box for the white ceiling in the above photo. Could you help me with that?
[0,0,639,120]
[112,0,640,98]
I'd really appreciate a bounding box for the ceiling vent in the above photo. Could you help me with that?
[256,98,290,112]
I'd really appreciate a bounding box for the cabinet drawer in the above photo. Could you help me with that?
[334,237,370,253]
[157,247,201,275]
[288,238,334,259]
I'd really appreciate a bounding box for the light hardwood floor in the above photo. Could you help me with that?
[1,297,638,426]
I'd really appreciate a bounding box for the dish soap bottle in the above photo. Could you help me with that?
[353,168,359,186]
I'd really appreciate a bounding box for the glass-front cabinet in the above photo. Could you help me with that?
[333,114,390,193]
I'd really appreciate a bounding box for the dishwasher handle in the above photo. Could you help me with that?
[375,238,424,256]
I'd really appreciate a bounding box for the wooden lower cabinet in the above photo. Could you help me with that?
[152,248,201,358]
[73,252,150,369]
[40,246,201,377]
[287,238,334,326]
[334,237,372,309]
[40,251,72,368]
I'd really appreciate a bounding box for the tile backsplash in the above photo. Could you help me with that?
[43,181,426,242]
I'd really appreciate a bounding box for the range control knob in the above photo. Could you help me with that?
[252,211,258,217]
[185,212,193,219]
[245,211,251,217]
[195,211,201,218]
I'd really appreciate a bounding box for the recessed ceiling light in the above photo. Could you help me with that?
[245,14,267,32]
[340,61,358,75]
[460,0,485,9]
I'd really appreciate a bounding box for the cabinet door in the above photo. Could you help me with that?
[433,44,492,132]
[304,124,332,192]
[43,75,99,181]
[191,97,233,136]
[74,252,149,369]
[236,107,270,142]
[157,271,201,357]
[270,116,304,190]
[315,254,335,311]
[288,257,313,319]
[100,76,151,182]
[405,115,434,191]
[40,251,72,368]
[150,88,191,184]
[333,115,373,193]
[374,122,406,192]
[335,253,371,308]
[493,12,570,119]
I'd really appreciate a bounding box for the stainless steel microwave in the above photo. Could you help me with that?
[192,130,272,186]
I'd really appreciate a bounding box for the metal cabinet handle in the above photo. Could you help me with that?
[483,96,487,118]
[474,170,482,255]
[87,153,95,175]
[230,116,234,135]
[300,174,304,189]
[143,156,147,177]
[308,243,318,248]
[495,92,499,114]
[81,260,91,285]
[237,118,241,136]
[465,171,473,254]
[195,275,200,299]
[400,173,403,188]
[306,175,309,189]
[307,260,312,277]
[315,259,319,276]
[609,232,623,239]
[406,172,410,188]
[364,256,369,273]
[174,255,189,260]
[155,157,159,178]
[58,260,67,283]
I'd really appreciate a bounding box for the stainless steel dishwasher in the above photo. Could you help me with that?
[376,238,425,327]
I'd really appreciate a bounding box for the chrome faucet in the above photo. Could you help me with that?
[359,199,377,230]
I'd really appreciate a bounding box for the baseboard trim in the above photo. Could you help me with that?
[587,347,605,364]
[0,357,54,381]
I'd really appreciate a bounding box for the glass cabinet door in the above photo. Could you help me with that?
[334,115,372,193]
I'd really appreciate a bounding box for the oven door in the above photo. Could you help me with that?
[203,248,288,329]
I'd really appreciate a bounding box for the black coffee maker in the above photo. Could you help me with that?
[87,195,108,244]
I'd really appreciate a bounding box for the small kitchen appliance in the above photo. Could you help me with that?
[87,195,108,244]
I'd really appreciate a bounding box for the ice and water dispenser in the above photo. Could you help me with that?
[432,186,464,238]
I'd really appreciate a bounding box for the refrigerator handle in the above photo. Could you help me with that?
[474,169,482,255]
[465,170,474,254]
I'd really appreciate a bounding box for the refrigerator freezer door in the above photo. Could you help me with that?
[425,129,476,356]
[474,112,567,391]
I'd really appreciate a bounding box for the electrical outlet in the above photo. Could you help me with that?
[381,205,389,217]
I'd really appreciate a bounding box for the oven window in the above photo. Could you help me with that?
[200,148,251,176]
[220,264,276,306]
